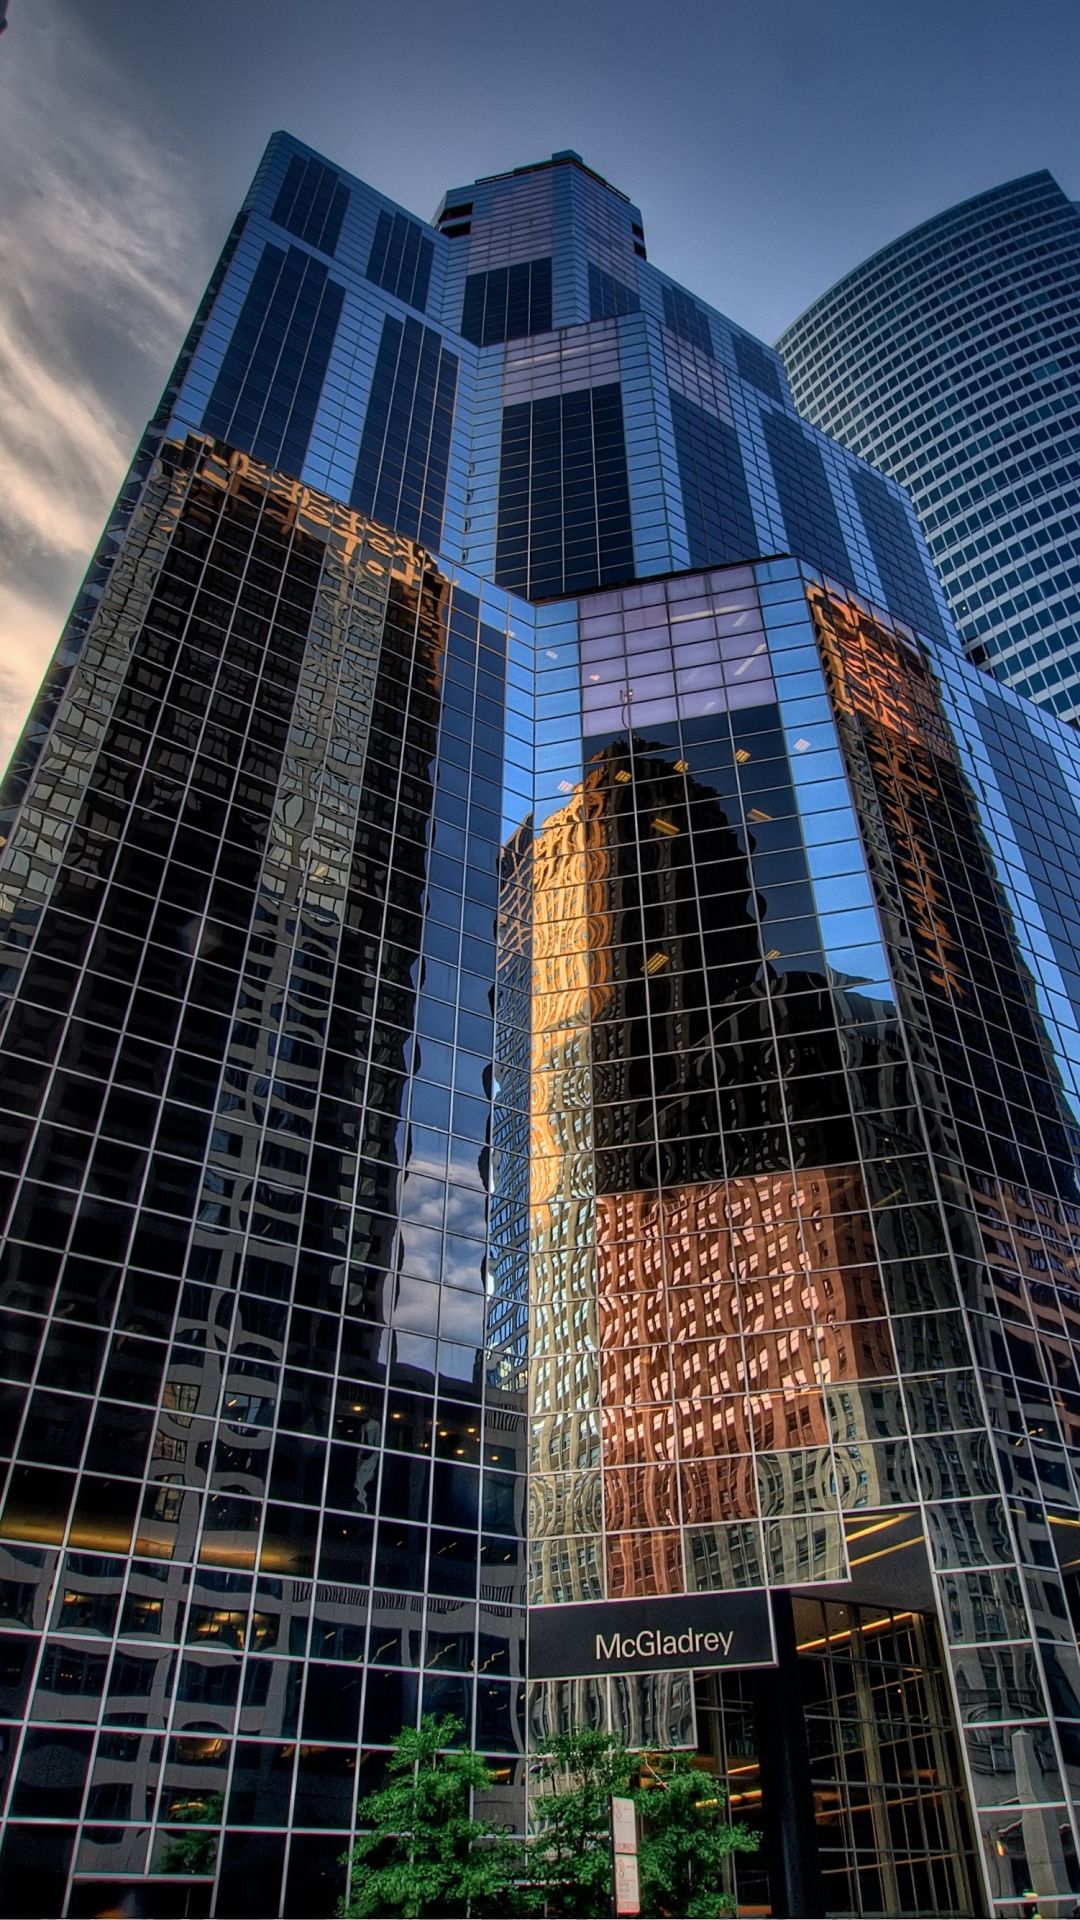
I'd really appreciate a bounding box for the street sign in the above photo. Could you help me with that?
[614,1851,640,1916]
[611,1795,637,1854]
[611,1797,640,1916]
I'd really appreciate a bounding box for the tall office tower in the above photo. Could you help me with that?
[777,173,1080,726]
[3,138,1080,1920]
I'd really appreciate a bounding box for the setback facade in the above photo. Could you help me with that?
[776,172,1080,727]
[2,137,1080,1918]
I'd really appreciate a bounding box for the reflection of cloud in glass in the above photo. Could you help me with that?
[447,1139,486,1189]
[393,1275,440,1335]
[397,1221,442,1283]
[444,1185,487,1240]
[399,1174,446,1230]
[441,1234,486,1294]
[438,1341,479,1385]
[406,1129,449,1181]
[393,1333,436,1378]
[438,1290,486,1347]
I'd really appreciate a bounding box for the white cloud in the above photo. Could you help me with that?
[0,3,207,772]
[0,579,61,776]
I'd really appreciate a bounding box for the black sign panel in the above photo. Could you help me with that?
[528,1590,776,1680]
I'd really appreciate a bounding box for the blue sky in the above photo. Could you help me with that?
[1,0,1078,766]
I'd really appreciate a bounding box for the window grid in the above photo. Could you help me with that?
[364,210,435,318]
[270,154,350,259]
[349,314,458,550]
[0,443,526,1917]
[495,383,634,601]
[201,243,345,480]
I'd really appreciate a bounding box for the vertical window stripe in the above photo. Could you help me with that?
[495,383,634,599]
[366,211,434,316]
[588,263,641,321]
[270,153,350,258]
[461,259,553,347]
[761,411,853,585]
[853,467,947,641]
[669,390,758,569]
[732,333,785,404]
[202,243,345,479]
[350,315,458,549]
[662,285,714,358]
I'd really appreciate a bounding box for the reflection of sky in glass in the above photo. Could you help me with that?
[764,589,894,995]
[579,574,775,734]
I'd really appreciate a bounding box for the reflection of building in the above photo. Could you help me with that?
[5,135,1080,1920]
[595,1166,888,1599]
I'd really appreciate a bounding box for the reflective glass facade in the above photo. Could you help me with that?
[142,133,952,644]
[5,138,1080,1919]
[0,442,530,1919]
[777,173,1080,725]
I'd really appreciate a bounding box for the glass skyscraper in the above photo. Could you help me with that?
[3,136,1080,1918]
[777,172,1080,727]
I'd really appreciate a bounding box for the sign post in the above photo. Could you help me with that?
[611,1794,640,1918]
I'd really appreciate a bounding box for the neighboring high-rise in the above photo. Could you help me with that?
[3,136,1080,1920]
[777,173,1080,726]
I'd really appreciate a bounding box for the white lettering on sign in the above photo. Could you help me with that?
[594,1627,735,1664]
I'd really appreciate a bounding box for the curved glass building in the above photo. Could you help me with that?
[777,173,1080,724]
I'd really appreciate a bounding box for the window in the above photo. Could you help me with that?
[350,315,458,549]
[202,244,344,479]
[366,210,435,316]
[270,153,350,258]
[461,259,552,347]
[495,383,634,599]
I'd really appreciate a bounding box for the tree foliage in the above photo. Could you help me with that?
[339,1714,523,1918]
[340,1715,761,1918]
[154,1790,222,1875]
[528,1726,636,1916]
[528,1728,760,1918]
[635,1750,760,1918]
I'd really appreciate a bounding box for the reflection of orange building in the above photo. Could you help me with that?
[529,721,906,1603]
[595,1167,896,1596]
[528,788,605,1603]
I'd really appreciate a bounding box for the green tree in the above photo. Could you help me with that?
[154,1790,222,1874]
[527,1726,635,1916]
[635,1751,760,1918]
[527,1728,761,1919]
[339,1713,524,1918]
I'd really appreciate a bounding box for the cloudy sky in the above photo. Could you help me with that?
[2,0,1079,773]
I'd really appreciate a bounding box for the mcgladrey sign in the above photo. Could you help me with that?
[528,1592,776,1681]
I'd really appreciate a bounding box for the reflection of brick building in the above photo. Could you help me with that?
[596,1167,895,1596]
